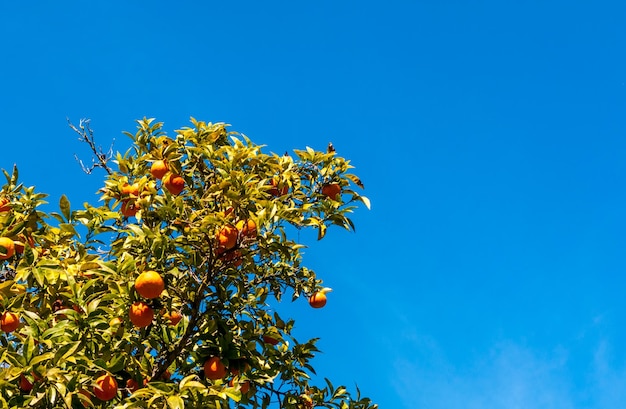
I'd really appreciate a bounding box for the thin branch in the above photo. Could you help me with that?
[150,254,216,380]
[68,118,114,175]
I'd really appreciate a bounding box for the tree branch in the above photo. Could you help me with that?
[68,118,114,175]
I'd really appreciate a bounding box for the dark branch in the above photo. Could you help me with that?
[68,118,114,175]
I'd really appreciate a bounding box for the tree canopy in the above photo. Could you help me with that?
[0,118,375,409]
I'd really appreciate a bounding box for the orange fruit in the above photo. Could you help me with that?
[268,179,288,197]
[77,389,91,407]
[309,288,332,309]
[203,356,227,380]
[236,219,257,238]
[121,200,138,217]
[121,183,140,197]
[217,225,238,250]
[163,173,185,195]
[223,207,235,219]
[262,335,279,345]
[126,378,140,393]
[135,271,165,299]
[1,311,19,332]
[0,237,15,260]
[220,249,243,267]
[19,374,33,392]
[93,373,118,401]
[164,310,183,325]
[321,183,341,200]
[300,394,314,409]
[13,238,24,254]
[0,197,10,212]
[229,359,250,376]
[229,378,250,394]
[129,301,154,328]
[13,234,33,254]
[150,160,169,180]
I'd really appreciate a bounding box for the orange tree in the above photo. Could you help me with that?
[0,118,375,409]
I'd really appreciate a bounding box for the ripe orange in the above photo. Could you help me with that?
[268,179,288,197]
[300,394,314,409]
[203,356,227,380]
[93,373,118,401]
[163,173,185,195]
[150,160,169,180]
[120,200,138,217]
[220,249,243,267]
[0,237,15,260]
[13,238,24,254]
[126,378,140,393]
[223,207,235,219]
[164,310,183,325]
[129,301,154,328]
[0,197,10,212]
[262,335,279,345]
[217,225,238,250]
[77,389,91,407]
[229,360,250,376]
[121,183,140,197]
[321,183,341,200]
[13,234,33,254]
[236,219,257,238]
[135,271,165,299]
[1,311,19,332]
[229,378,250,394]
[20,374,33,391]
[309,288,332,309]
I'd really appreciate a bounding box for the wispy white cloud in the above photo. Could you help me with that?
[392,331,626,409]
[588,340,626,409]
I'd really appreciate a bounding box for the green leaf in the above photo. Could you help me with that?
[10,165,18,186]
[30,352,54,367]
[345,174,365,189]
[179,376,205,391]
[317,223,327,240]
[358,195,371,210]
[53,341,82,365]
[32,267,45,287]
[224,388,242,402]
[108,354,126,373]
[24,336,35,364]
[167,395,185,409]
[59,194,71,221]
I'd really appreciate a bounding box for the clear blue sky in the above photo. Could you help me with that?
[2,2,626,408]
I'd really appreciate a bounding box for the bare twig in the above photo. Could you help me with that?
[68,118,114,175]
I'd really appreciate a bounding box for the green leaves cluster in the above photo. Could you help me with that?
[0,118,375,409]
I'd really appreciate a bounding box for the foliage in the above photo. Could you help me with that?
[0,118,375,409]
